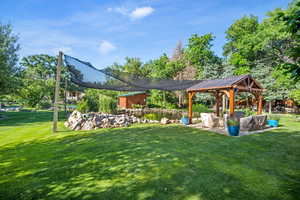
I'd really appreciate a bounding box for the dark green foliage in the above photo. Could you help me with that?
[77,89,119,113]
[77,99,89,113]
[36,101,52,110]
[143,112,178,121]
[241,108,255,117]
[223,15,260,73]
[193,104,210,113]
[132,104,144,109]
[290,89,300,104]
[143,113,159,120]
[18,54,58,108]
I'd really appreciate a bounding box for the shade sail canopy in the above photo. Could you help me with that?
[64,54,263,93]
[64,54,201,91]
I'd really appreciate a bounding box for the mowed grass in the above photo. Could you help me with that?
[0,111,299,200]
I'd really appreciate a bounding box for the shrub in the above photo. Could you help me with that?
[242,108,255,117]
[99,94,117,114]
[77,99,89,113]
[144,113,160,121]
[193,104,210,113]
[268,115,280,121]
[165,103,177,109]
[132,104,143,109]
[147,103,160,108]
[36,101,51,109]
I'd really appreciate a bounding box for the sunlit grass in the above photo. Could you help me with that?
[0,111,299,200]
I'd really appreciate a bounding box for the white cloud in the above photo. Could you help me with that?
[108,6,154,20]
[129,7,154,19]
[99,40,116,54]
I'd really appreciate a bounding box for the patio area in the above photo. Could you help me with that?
[188,121,278,136]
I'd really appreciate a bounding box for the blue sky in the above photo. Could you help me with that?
[1,0,290,69]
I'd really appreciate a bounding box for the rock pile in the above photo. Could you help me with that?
[64,110,160,130]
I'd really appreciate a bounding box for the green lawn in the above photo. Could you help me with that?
[0,111,299,200]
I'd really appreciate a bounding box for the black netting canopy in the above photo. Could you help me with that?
[64,54,201,91]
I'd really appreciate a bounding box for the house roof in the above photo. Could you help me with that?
[187,74,263,92]
[118,91,147,97]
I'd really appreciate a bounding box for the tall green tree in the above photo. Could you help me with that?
[185,33,218,77]
[266,0,300,78]
[18,54,58,108]
[223,15,260,74]
[0,23,20,95]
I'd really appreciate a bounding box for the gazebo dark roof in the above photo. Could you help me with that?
[187,74,263,92]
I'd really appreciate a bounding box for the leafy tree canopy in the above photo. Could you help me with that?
[0,23,20,95]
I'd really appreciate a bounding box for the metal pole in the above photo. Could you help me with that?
[53,51,63,133]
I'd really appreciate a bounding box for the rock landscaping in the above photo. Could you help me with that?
[65,110,163,130]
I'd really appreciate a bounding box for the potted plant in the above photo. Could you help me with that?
[227,119,240,136]
[181,114,189,125]
[267,115,280,127]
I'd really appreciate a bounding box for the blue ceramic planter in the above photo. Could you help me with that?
[181,117,189,125]
[227,126,240,136]
[267,120,278,127]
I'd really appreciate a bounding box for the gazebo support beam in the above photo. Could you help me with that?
[257,95,263,115]
[229,88,235,116]
[188,91,195,124]
[214,92,221,117]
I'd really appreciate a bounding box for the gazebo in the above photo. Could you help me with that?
[186,75,264,124]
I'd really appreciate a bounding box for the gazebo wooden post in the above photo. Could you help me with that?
[257,94,263,115]
[188,91,195,124]
[229,88,235,116]
[215,92,220,117]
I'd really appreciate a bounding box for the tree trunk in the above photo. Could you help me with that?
[269,101,272,114]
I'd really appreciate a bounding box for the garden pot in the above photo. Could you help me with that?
[267,120,278,127]
[181,117,189,125]
[227,125,240,136]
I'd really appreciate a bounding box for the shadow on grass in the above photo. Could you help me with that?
[0,111,67,127]
[0,125,299,200]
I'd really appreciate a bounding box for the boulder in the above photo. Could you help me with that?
[160,117,170,124]
[201,113,219,128]
[81,120,94,130]
[65,110,164,130]
[240,115,267,131]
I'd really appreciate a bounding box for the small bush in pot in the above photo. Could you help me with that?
[227,118,240,136]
